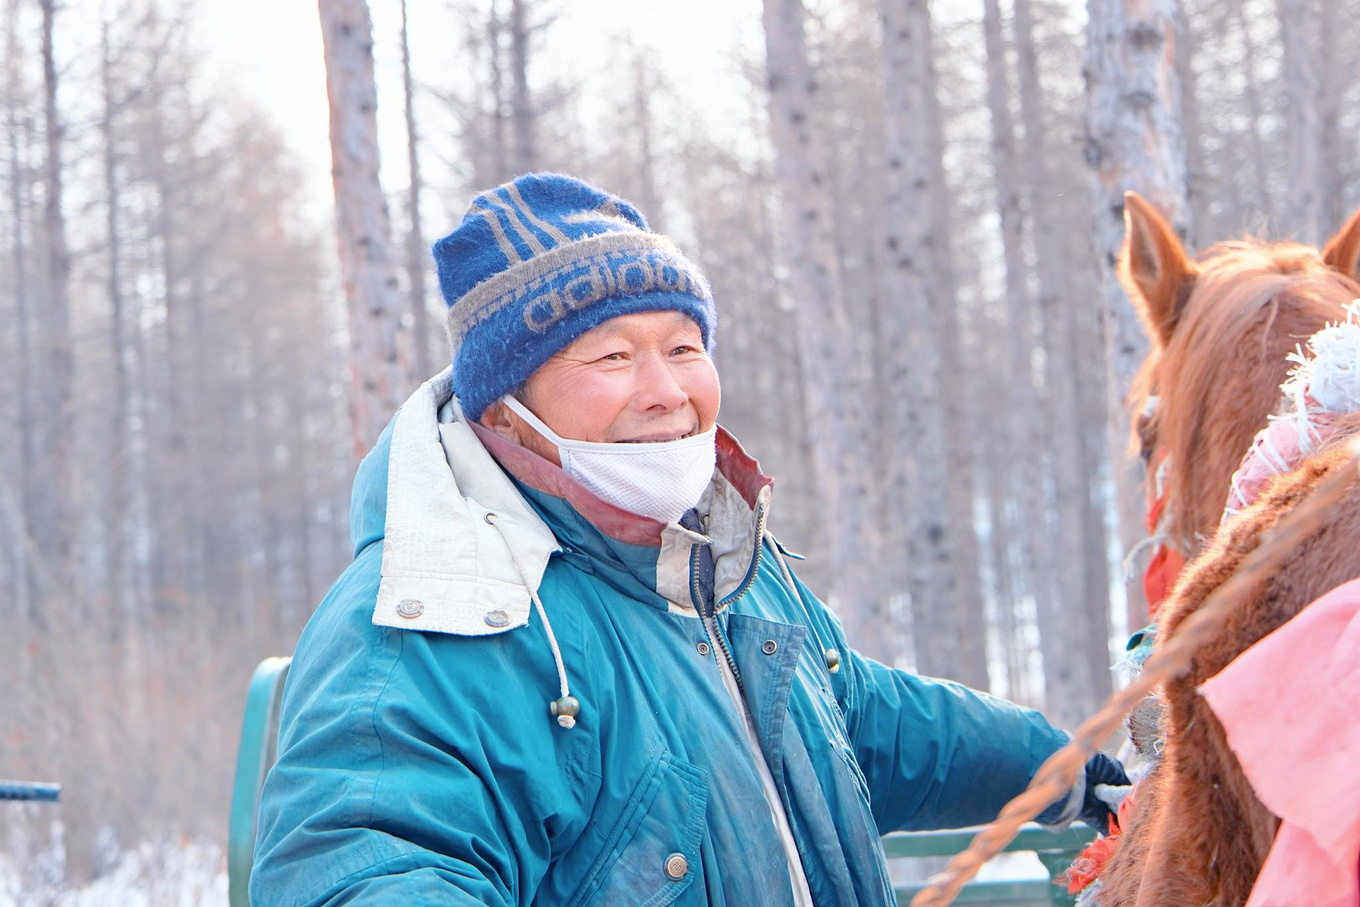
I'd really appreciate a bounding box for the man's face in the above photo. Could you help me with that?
[480,311,721,466]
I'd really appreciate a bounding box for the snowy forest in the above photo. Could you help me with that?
[3,0,1358,899]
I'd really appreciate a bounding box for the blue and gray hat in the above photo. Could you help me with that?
[433,173,717,420]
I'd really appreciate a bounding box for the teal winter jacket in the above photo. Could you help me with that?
[250,371,1069,906]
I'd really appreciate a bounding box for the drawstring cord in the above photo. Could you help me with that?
[485,512,579,729]
[1122,531,1167,582]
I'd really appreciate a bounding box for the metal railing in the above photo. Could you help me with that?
[883,823,1093,906]
[0,781,61,802]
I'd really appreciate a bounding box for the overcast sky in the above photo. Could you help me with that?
[195,0,778,217]
[191,1,990,218]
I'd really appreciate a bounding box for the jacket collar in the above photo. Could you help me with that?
[370,369,559,636]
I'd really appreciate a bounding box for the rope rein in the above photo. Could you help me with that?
[908,438,1360,907]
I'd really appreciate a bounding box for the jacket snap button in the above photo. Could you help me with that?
[396,599,423,619]
[761,639,778,655]
[484,610,510,628]
[664,852,688,880]
[824,647,841,673]
[696,641,711,657]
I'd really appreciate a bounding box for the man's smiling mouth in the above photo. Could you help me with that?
[617,426,700,443]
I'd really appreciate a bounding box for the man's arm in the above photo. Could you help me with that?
[249,544,577,907]
[838,651,1070,832]
[772,552,1069,833]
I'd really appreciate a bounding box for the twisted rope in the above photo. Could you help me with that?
[909,438,1360,906]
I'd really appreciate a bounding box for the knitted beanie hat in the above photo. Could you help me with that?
[434,173,717,420]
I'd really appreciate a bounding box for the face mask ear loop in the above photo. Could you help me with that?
[501,394,568,448]
[485,511,578,729]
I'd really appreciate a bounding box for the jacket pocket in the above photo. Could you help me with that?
[565,749,709,907]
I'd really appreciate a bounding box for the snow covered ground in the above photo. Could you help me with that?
[0,840,226,907]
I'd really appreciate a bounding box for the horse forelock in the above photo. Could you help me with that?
[1136,238,1356,552]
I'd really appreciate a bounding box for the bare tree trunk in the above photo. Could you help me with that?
[981,0,1047,686]
[101,16,128,620]
[1174,0,1204,249]
[146,95,200,614]
[1084,0,1188,637]
[39,0,75,613]
[1024,0,1115,726]
[631,51,663,233]
[100,7,148,756]
[1278,0,1322,242]
[41,9,99,871]
[318,0,408,458]
[925,9,987,689]
[761,0,884,660]
[877,0,986,685]
[509,0,535,174]
[6,0,35,617]
[293,409,317,621]
[1316,0,1344,232]
[487,0,506,183]
[983,431,1024,698]
[400,0,432,382]
[1232,4,1277,229]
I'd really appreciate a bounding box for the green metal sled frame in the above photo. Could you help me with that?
[228,656,291,907]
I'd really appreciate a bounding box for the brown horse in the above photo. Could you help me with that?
[1098,194,1360,905]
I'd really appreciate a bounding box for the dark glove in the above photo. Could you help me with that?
[1079,752,1131,834]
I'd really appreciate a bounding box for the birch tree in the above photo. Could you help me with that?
[629,49,663,231]
[1279,0,1322,242]
[98,9,147,619]
[1317,0,1345,232]
[1084,0,1189,629]
[509,0,535,173]
[5,0,36,617]
[1231,3,1277,230]
[761,0,884,658]
[878,0,986,686]
[980,0,1048,693]
[400,0,432,382]
[1175,0,1204,248]
[318,0,407,457]
[924,16,987,689]
[38,0,76,621]
[1008,0,1110,724]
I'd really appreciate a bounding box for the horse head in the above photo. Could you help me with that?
[1119,193,1360,600]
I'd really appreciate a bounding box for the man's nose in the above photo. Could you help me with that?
[634,352,688,412]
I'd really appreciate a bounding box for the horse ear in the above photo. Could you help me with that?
[1321,205,1360,282]
[1120,191,1196,347]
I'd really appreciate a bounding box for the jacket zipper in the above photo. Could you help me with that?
[694,542,744,691]
[692,500,768,693]
[691,505,815,906]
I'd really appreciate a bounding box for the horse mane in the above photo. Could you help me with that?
[1129,238,1357,552]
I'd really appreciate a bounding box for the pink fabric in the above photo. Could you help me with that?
[1200,578,1360,907]
[1222,406,1340,522]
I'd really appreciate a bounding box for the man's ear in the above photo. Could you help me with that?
[479,399,521,443]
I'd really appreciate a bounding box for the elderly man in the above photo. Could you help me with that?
[251,174,1122,906]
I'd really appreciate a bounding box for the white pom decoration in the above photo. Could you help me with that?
[1281,300,1360,416]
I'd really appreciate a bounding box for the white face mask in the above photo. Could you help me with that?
[500,395,717,524]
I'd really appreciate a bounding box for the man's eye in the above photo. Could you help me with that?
[671,345,699,356]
